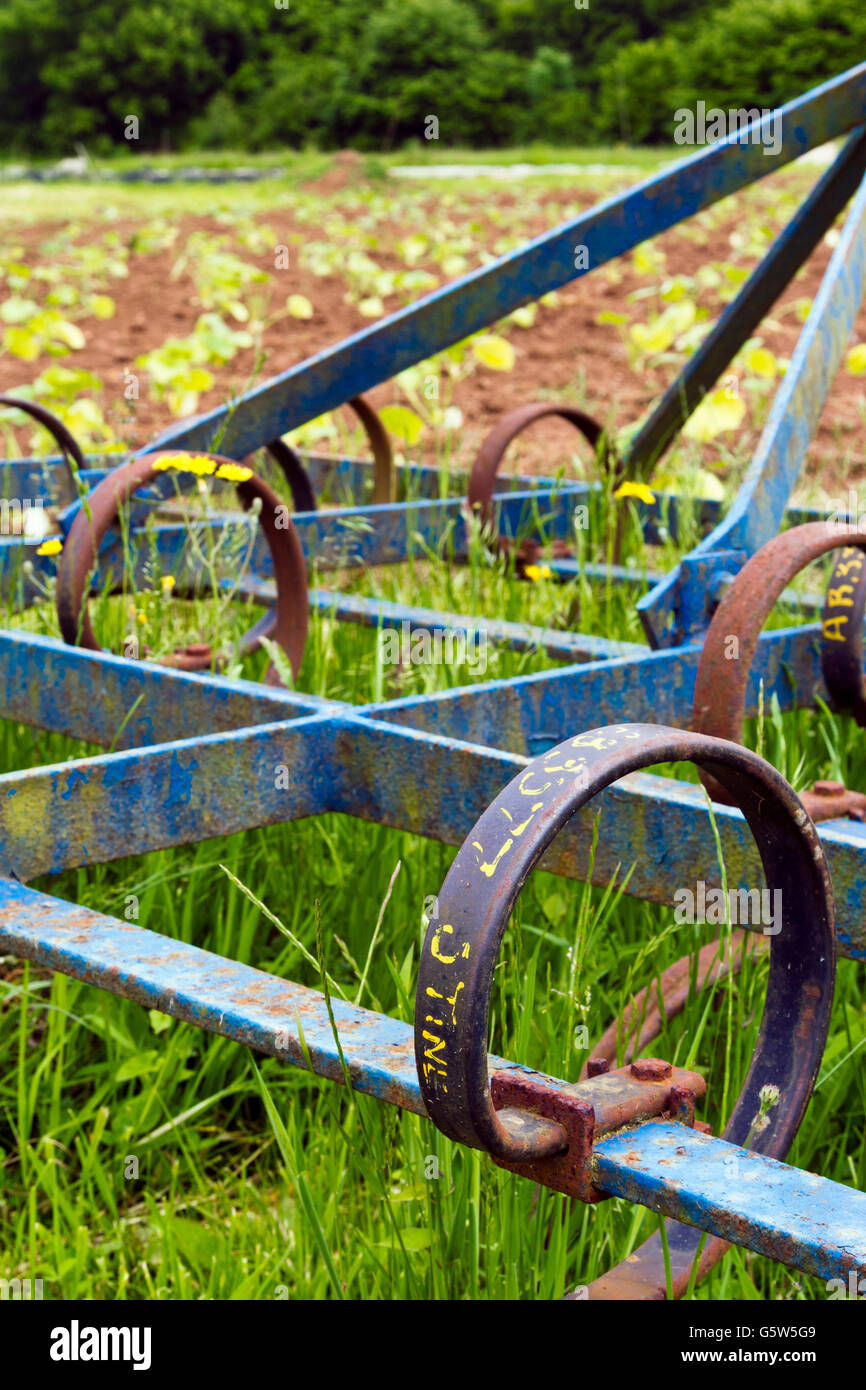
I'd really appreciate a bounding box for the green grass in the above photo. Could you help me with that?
[1,454,865,1303]
[0,149,861,1299]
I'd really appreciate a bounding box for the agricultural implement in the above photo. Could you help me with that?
[3,63,866,1299]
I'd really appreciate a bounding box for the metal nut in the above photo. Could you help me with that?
[586,1057,610,1077]
[630,1057,672,1081]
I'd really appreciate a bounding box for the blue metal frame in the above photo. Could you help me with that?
[3,65,866,1289]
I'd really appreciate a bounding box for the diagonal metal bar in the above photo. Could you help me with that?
[136,66,866,463]
[1,877,862,1283]
[640,158,866,645]
[626,126,866,476]
[237,578,649,664]
[364,623,830,750]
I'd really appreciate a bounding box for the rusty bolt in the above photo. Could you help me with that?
[630,1057,672,1081]
[586,1057,610,1078]
[811,780,845,796]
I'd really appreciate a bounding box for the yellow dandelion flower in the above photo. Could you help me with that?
[614,481,656,505]
[36,537,63,556]
[214,462,253,483]
[153,453,217,476]
[137,612,147,625]
[524,563,553,582]
[127,603,137,621]
[161,575,176,592]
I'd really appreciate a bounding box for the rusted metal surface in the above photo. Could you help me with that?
[55,450,308,685]
[0,393,86,505]
[581,931,767,1078]
[467,403,612,546]
[489,1060,705,1202]
[803,779,866,822]
[590,1122,866,1289]
[692,522,866,816]
[344,394,394,505]
[260,393,392,511]
[820,542,866,726]
[415,722,835,1296]
[260,438,316,514]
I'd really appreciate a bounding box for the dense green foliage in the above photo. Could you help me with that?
[0,0,864,154]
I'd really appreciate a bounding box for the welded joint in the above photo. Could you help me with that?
[489,1060,706,1203]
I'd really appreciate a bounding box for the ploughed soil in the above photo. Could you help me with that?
[1,166,864,498]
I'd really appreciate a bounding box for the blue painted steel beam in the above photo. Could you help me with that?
[58,486,583,585]
[0,458,84,507]
[0,605,828,752]
[593,1122,866,1283]
[236,577,649,664]
[0,628,327,748]
[6,710,865,952]
[1,876,863,1281]
[625,125,866,476]
[366,622,830,753]
[136,66,866,464]
[640,159,866,646]
[299,451,542,503]
[0,464,838,621]
[4,449,838,534]
[0,714,336,880]
[323,714,866,957]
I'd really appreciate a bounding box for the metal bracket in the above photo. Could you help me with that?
[490,1060,706,1203]
[671,549,747,646]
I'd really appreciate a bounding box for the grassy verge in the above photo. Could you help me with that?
[1,458,864,1301]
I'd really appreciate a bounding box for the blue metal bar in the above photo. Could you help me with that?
[0,605,828,750]
[640,160,866,645]
[365,623,828,749]
[0,628,327,748]
[0,714,336,880]
[136,66,866,464]
[593,1122,866,1283]
[236,578,649,664]
[299,451,541,502]
[0,458,90,506]
[324,714,866,958]
[1,875,862,1281]
[3,708,865,957]
[625,126,866,476]
[2,449,839,531]
[55,487,582,582]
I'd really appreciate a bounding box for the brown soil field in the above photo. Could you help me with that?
[1,166,864,498]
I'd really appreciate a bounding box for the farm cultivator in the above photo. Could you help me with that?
[4,63,866,1301]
